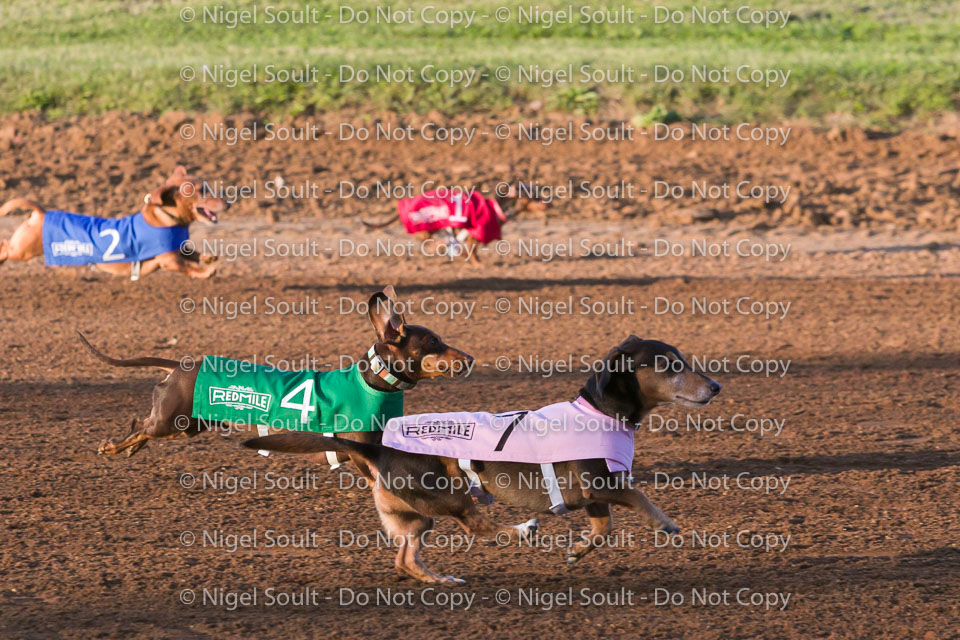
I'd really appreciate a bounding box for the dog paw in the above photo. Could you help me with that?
[566,539,594,565]
[657,520,680,535]
[514,518,539,541]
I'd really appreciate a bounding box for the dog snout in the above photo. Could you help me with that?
[454,350,475,376]
[422,348,475,378]
[709,380,722,395]
[206,197,229,212]
[445,348,474,377]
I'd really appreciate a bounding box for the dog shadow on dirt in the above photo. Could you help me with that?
[644,449,960,479]
[5,546,954,636]
[280,275,666,296]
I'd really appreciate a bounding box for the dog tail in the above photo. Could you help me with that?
[243,433,381,465]
[360,213,399,229]
[77,331,180,372]
[0,198,44,217]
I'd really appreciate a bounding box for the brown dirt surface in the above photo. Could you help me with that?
[1,111,959,639]
[1,111,959,230]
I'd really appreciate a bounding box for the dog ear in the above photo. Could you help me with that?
[595,335,643,388]
[617,334,644,353]
[146,185,181,209]
[167,165,188,184]
[368,288,406,343]
[581,335,645,424]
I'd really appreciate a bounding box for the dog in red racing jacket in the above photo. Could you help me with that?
[362,185,547,264]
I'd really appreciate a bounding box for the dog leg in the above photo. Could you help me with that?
[98,418,151,455]
[1,212,44,263]
[98,414,197,456]
[372,485,464,585]
[567,503,613,564]
[452,503,539,546]
[149,252,217,278]
[130,259,163,278]
[583,485,678,533]
[465,237,482,265]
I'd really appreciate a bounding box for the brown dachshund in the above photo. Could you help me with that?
[0,166,227,278]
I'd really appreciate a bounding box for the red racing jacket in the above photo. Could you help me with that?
[397,190,505,244]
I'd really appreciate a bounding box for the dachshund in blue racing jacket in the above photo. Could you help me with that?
[0,166,227,279]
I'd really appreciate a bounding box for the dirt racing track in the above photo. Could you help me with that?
[1,115,959,639]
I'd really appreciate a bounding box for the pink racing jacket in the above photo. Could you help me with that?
[396,190,505,244]
[383,397,634,473]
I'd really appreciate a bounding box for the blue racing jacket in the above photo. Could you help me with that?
[42,210,189,266]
